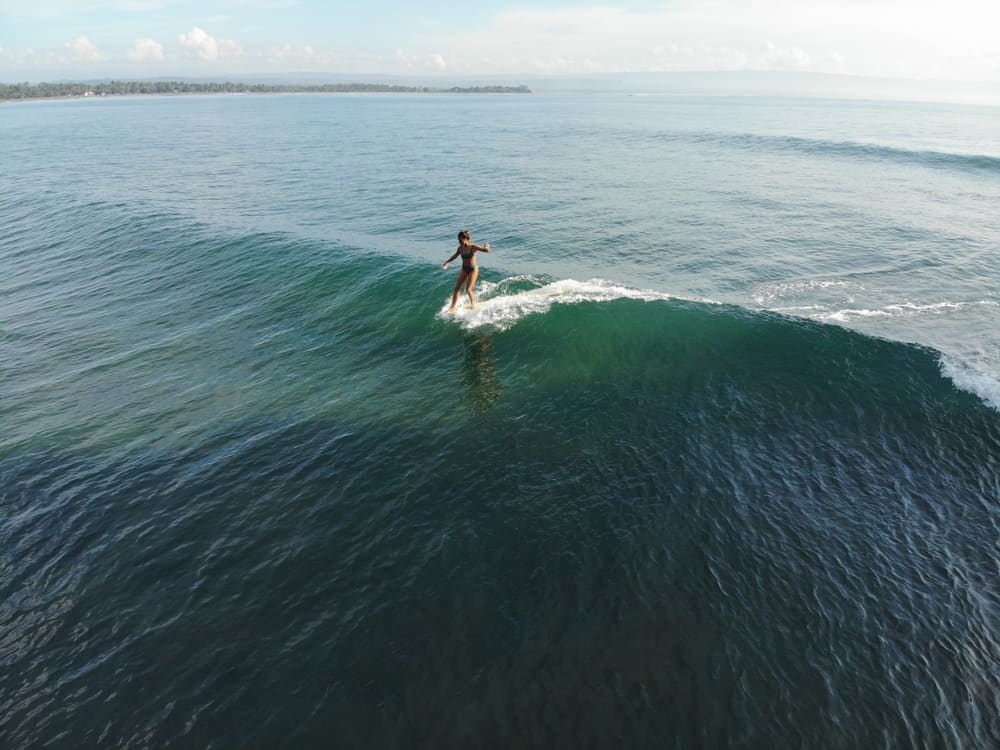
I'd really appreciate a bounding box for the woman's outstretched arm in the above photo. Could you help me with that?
[442,247,462,268]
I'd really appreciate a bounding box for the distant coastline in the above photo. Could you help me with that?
[0,80,532,102]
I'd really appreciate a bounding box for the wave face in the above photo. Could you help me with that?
[2,93,1000,749]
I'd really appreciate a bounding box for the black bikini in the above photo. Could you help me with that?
[461,250,475,274]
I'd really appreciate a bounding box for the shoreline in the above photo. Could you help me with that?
[0,82,531,104]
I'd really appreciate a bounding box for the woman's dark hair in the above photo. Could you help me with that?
[458,230,471,242]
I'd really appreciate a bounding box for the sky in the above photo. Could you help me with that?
[1,0,999,84]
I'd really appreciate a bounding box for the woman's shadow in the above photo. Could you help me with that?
[458,332,501,414]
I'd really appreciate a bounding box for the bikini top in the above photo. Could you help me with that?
[461,250,474,260]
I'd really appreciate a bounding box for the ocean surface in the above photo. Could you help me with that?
[1,91,998,748]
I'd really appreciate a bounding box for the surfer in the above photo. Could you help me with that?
[442,229,490,313]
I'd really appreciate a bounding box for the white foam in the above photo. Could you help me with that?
[812,300,998,323]
[939,355,1000,412]
[753,279,858,306]
[821,308,893,322]
[436,276,688,331]
[769,304,827,313]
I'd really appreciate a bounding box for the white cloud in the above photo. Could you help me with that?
[650,41,750,72]
[395,48,449,72]
[942,48,1000,79]
[178,26,242,62]
[65,36,101,62]
[4,0,998,82]
[257,44,352,71]
[266,43,315,61]
[762,41,812,70]
[428,0,1000,80]
[128,37,164,61]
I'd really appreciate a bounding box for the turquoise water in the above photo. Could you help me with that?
[2,93,999,748]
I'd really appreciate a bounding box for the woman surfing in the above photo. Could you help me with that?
[442,229,490,313]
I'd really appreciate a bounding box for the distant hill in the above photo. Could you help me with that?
[522,71,1000,106]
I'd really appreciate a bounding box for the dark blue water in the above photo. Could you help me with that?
[1,93,998,748]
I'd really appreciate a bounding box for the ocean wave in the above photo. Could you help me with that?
[760,295,1000,409]
[679,131,1000,174]
[436,274,1000,414]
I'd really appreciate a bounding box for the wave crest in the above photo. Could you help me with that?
[438,276,688,331]
[939,356,1000,412]
[682,131,1000,174]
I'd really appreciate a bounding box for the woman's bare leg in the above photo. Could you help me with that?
[449,271,468,312]
[467,268,480,309]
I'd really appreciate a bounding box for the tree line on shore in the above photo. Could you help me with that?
[1,80,532,100]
